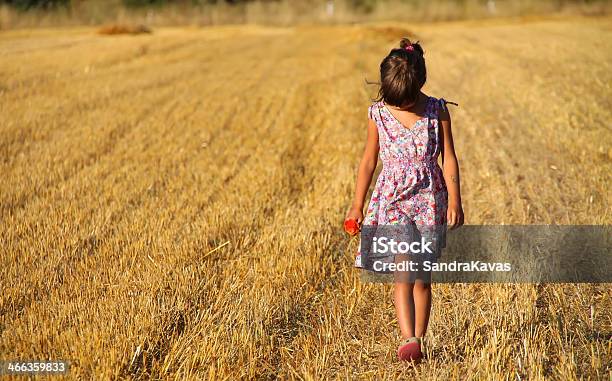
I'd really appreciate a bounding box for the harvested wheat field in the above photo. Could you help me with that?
[1,16,611,380]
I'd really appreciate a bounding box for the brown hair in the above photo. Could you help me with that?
[373,38,426,107]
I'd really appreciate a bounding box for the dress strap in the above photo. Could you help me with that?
[438,98,459,113]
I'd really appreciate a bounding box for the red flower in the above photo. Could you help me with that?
[343,219,360,236]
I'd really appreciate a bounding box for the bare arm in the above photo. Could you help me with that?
[346,117,379,223]
[439,103,464,228]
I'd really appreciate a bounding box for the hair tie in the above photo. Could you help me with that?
[405,44,414,52]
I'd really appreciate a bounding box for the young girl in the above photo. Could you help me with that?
[346,38,464,362]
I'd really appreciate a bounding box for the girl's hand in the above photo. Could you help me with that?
[447,202,464,229]
[345,206,364,225]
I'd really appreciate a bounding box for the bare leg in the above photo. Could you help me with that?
[394,282,415,339]
[413,278,432,337]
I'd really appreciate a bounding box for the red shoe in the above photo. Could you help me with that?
[398,337,423,362]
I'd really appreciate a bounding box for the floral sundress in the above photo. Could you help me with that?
[355,96,450,268]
